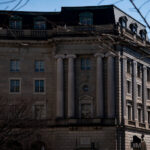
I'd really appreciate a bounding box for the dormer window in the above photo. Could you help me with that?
[34,16,46,30]
[130,23,138,34]
[139,29,147,40]
[9,16,22,29]
[119,16,128,28]
[79,12,93,25]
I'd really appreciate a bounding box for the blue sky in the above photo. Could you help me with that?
[0,0,149,35]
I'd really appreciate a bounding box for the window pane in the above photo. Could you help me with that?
[10,80,20,92]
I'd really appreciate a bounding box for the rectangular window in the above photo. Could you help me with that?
[147,88,150,100]
[147,68,150,82]
[137,64,142,78]
[137,84,141,97]
[10,20,22,29]
[128,105,132,120]
[33,104,45,120]
[148,111,150,124]
[35,80,44,93]
[127,81,131,94]
[138,108,142,123]
[35,60,44,72]
[10,59,20,72]
[127,60,131,74]
[81,58,90,70]
[34,21,46,30]
[10,79,20,93]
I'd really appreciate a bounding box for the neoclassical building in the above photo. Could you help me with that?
[0,5,150,150]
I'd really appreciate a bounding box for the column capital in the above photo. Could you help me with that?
[94,53,104,58]
[105,51,116,57]
[66,54,76,59]
[55,54,65,59]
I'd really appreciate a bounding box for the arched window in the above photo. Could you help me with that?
[31,141,46,150]
[119,16,128,28]
[34,16,46,30]
[79,12,93,25]
[139,29,147,40]
[130,23,138,34]
[9,15,22,29]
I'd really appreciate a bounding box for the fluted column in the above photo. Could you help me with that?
[67,54,76,118]
[55,55,65,118]
[132,60,138,123]
[95,53,104,118]
[106,52,115,118]
[143,66,148,125]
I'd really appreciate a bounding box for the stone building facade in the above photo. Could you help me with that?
[0,5,150,150]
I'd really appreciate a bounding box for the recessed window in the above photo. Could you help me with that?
[127,81,131,94]
[81,103,92,118]
[147,68,150,81]
[10,79,20,93]
[79,12,93,25]
[82,85,88,92]
[137,84,141,97]
[34,16,46,30]
[33,104,46,120]
[119,16,128,28]
[139,29,147,40]
[10,59,20,72]
[137,64,142,78]
[138,108,142,123]
[130,23,138,34]
[127,59,132,74]
[9,16,22,29]
[35,60,44,72]
[34,80,45,93]
[148,111,150,124]
[81,58,90,70]
[127,105,132,120]
[147,88,150,100]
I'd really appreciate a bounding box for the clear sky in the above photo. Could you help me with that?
[0,0,149,35]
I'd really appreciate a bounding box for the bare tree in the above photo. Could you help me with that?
[0,96,39,150]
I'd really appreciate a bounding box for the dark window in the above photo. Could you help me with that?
[81,58,90,70]
[137,84,141,97]
[79,12,93,25]
[130,23,138,34]
[10,80,20,93]
[138,108,142,123]
[139,29,147,40]
[148,111,150,124]
[9,16,22,29]
[119,16,128,28]
[34,16,46,30]
[128,105,132,120]
[137,64,142,78]
[147,88,150,100]
[127,81,131,94]
[35,80,44,93]
[10,59,20,72]
[147,68,150,81]
[127,59,131,74]
[35,60,44,72]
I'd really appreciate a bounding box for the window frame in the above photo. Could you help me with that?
[79,12,93,25]
[81,58,91,70]
[33,78,46,94]
[10,59,20,72]
[9,78,21,94]
[34,60,44,72]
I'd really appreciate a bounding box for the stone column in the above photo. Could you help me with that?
[67,54,76,118]
[132,60,138,124]
[143,66,148,127]
[106,52,115,118]
[95,53,104,118]
[122,57,127,122]
[55,55,65,118]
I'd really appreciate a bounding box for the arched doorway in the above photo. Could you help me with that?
[31,141,46,150]
[6,140,23,150]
